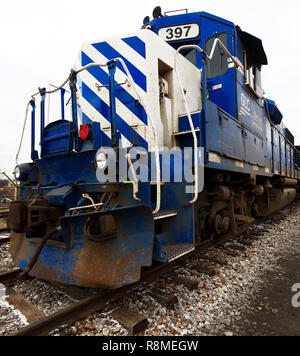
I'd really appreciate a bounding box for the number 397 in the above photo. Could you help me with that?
[166,26,191,40]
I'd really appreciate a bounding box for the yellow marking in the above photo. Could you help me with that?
[265,168,270,173]
[235,161,244,168]
[274,170,279,175]
[252,166,259,171]
[209,153,221,164]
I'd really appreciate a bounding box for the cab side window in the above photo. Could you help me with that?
[245,58,263,97]
[205,32,228,79]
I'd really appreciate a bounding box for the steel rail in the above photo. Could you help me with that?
[10,223,251,336]
[8,198,299,336]
[0,269,22,283]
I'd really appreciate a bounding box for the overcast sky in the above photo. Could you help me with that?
[0,0,299,176]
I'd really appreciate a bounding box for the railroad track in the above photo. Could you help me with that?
[0,202,297,336]
[0,269,22,283]
[0,220,257,336]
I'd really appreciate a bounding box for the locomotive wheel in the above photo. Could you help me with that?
[214,214,223,235]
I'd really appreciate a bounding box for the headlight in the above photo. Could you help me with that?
[96,152,107,170]
[13,163,32,181]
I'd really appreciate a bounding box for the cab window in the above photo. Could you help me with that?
[205,32,228,79]
[244,52,263,97]
[183,48,197,67]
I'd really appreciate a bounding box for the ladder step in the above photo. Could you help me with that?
[165,244,195,262]
[154,210,178,220]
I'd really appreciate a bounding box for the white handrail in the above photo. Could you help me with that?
[174,40,241,205]
[175,39,243,71]
[125,153,142,202]
[16,101,30,168]
[174,45,205,204]
[75,62,107,75]
[113,58,161,215]
[207,38,243,70]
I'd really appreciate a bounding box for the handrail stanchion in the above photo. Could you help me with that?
[61,88,66,120]
[39,88,46,145]
[107,60,119,148]
[69,70,80,151]
[30,100,38,160]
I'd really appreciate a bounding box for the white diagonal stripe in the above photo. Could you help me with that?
[80,69,147,130]
[106,37,147,73]
[82,43,146,99]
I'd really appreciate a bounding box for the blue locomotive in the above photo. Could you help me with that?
[9,7,300,288]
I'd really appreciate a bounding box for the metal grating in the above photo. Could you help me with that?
[154,210,178,220]
[165,244,195,262]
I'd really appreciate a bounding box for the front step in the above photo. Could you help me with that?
[154,209,178,220]
[165,244,195,262]
[153,231,195,263]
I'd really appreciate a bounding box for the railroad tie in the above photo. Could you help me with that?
[196,263,217,276]
[226,244,246,252]
[222,249,239,257]
[244,235,259,242]
[6,287,46,324]
[111,307,148,336]
[203,254,228,266]
[148,290,178,308]
[171,276,198,291]
[238,239,253,247]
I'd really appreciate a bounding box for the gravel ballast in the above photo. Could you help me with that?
[0,200,299,336]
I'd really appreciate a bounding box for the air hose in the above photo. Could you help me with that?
[19,227,61,279]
